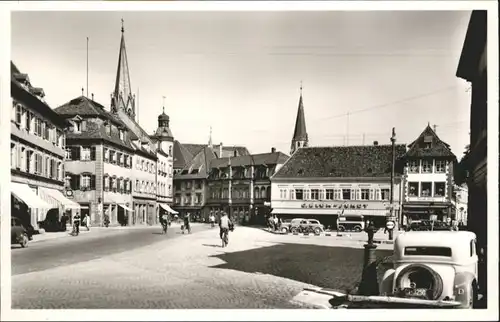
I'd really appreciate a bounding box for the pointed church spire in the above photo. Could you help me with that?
[290,82,308,155]
[112,18,134,118]
[208,126,213,148]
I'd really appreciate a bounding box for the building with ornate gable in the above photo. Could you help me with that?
[207,148,289,225]
[401,124,457,223]
[271,144,406,228]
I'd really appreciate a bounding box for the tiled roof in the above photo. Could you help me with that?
[65,119,135,151]
[210,151,289,168]
[55,96,126,128]
[175,146,217,179]
[273,145,407,179]
[11,61,67,127]
[173,140,194,169]
[405,125,456,159]
[182,143,250,158]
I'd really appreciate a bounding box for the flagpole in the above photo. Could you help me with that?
[86,37,89,97]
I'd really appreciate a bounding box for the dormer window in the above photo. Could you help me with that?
[119,130,124,141]
[72,116,83,133]
[423,135,433,149]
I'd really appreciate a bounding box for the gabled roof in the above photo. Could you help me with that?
[182,143,250,159]
[11,61,67,128]
[456,10,487,82]
[175,146,217,179]
[173,140,194,169]
[273,145,407,179]
[55,96,126,128]
[405,124,456,159]
[292,93,308,142]
[210,151,289,169]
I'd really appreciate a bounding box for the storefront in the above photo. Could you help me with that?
[11,182,54,229]
[402,202,453,223]
[272,200,392,228]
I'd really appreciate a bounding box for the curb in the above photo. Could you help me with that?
[262,228,395,244]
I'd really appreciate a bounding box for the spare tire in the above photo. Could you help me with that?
[395,264,443,300]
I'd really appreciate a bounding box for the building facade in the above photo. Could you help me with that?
[207,149,289,225]
[455,10,487,250]
[453,184,469,225]
[401,124,457,224]
[10,62,78,231]
[271,144,406,228]
[55,96,135,226]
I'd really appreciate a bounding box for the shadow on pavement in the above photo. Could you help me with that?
[210,243,391,291]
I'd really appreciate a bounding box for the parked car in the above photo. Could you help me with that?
[377,230,479,308]
[11,217,30,248]
[281,218,324,234]
[337,215,365,232]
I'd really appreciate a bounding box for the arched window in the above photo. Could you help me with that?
[266,186,271,200]
[260,187,266,199]
[254,187,260,199]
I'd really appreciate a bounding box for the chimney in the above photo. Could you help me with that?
[219,142,223,158]
[373,141,379,146]
[91,93,94,101]
[234,150,237,157]
[271,147,276,153]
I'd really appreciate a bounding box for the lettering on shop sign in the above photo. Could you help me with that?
[301,203,368,209]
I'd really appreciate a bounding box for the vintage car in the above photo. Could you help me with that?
[377,231,479,308]
[11,217,29,248]
[281,218,324,234]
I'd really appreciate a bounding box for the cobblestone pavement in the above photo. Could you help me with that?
[12,227,392,309]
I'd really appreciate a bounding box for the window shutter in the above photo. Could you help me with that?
[70,174,77,190]
[90,175,96,189]
[90,146,96,161]
[81,121,87,132]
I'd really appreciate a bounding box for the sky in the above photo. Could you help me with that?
[11,10,473,158]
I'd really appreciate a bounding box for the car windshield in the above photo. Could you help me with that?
[404,246,452,257]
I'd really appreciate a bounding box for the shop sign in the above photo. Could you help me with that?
[66,189,74,198]
[386,221,395,230]
[301,202,368,209]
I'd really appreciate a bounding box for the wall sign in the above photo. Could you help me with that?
[66,189,74,198]
[301,203,369,209]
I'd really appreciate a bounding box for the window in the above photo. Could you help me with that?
[407,183,418,197]
[81,174,91,188]
[421,182,432,197]
[57,162,63,180]
[65,147,72,160]
[196,193,202,204]
[118,153,123,166]
[65,175,71,188]
[34,117,42,136]
[15,105,22,124]
[280,189,287,199]
[81,147,91,161]
[434,182,446,197]
[381,188,390,200]
[71,146,81,161]
[26,111,31,132]
[325,189,334,200]
[435,160,446,173]
[310,189,319,200]
[11,143,16,169]
[135,180,140,192]
[119,130,124,141]
[141,160,144,170]
[404,247,451,257]
[169,146,172,156]
[361,189,370,200]
[470,240,476,257]
[295,188,304,200]
[408,160,419,173]
[73,120,81,133]
[342,189,351,200]
[422,160,432,173]
[104,176,109,191]
[26,150,34,173]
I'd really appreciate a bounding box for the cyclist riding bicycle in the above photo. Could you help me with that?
[219,212,233,246]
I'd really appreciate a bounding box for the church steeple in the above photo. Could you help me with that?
[111,19,135,118]
[290,82,308,155]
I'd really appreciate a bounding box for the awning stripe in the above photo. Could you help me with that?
[11,182,54,210]
[160,203,179,214]
[38,187,81,209]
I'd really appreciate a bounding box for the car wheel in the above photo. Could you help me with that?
[354,226,362,232]
[314,227,321,235]
[20,234,28,248]
[337,225,345,232]
[281,227,288,234]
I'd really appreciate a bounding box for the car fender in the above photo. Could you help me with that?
[453,271,476,307]
[379,268,395,296]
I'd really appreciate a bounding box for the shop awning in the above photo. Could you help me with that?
[118,204,133,212]
[160,203,179,214]
[11,182,54,210]
[38,187,81,209]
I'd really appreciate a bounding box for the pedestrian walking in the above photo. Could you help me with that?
[82,214,91,231]
[72,213,81,236]
[365,221,376,244]
[273,215,278,231]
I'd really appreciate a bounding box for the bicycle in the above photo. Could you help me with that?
[221,228,229,247]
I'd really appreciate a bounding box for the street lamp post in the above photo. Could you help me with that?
[388,127,396,241]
